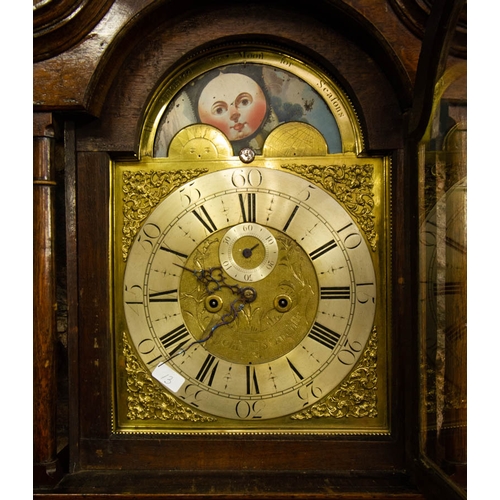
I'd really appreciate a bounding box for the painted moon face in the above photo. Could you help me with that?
[198,73,267,141]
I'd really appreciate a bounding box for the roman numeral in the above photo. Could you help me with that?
[283,205,299,232]
[337,222,353,233]
[192,205,217,233]
[309,239,338,260]
[159,246,188,259]
[196,354,219,386]
[239,193,256,222]
[146,355,163,366]
[246,366,260,395]
[433,282,462,296]
[159,324,190,355]
[320,286,350,300]
[286,358,304,382]
[149,289,178,302]
[445,236,466,255]
[308,322,341,350]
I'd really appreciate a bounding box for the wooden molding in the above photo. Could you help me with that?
[388,0,466,58]
[33,0,114,62]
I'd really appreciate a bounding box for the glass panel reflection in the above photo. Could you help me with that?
[418,67,467,493]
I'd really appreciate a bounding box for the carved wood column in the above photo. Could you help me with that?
[33,112,63,485]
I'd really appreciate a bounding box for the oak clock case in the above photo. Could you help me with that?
[112,49,390,434]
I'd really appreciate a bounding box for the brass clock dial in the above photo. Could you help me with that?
[123,167,376,420]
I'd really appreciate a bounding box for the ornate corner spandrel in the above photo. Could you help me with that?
[121,168,208,260]
[281,163,377,251]
[123,332,216,423]
[291,327,378,420]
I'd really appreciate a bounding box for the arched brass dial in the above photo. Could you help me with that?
[123,167,377,420]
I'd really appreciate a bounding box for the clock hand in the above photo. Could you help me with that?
[174,263,243,295]
[170,264,257,361]
[174,263,214,283]
[165,285,256,362]
[242,242,260,258]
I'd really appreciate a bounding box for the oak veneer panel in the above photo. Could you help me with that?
[77,436,405,473]
[76,151,112,440]
[34,470,425,499]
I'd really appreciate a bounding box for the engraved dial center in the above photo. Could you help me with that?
[179,226,319,364]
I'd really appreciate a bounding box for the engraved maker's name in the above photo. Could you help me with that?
[317,80,345,118]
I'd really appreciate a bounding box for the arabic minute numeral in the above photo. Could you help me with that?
[337,338,363,366]
[179,183,201,207]
[235,400,264,419]
[297,381,323,407]
[356,282,375,304]
[231,168,263,188]
[337,222,362,249]
[124,284,144,305]
[136,222,161,252]
[138,338,162,366]
[179,384,203,408]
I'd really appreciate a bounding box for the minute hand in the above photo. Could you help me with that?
[174,264,243,295]
[165,280,257,362]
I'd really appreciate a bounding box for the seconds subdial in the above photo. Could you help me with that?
[219,223,279,282]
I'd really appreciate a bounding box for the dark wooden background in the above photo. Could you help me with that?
[33,1,467,498]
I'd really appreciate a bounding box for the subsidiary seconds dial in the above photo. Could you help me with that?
[219,223,278,282]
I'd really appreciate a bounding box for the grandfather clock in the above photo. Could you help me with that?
[33,1,467,498]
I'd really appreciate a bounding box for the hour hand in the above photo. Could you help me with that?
[174,263,219,279]
[165,285,256,363]
[174,263,203,275]
[175,264,243,295]
[174,263,217,285]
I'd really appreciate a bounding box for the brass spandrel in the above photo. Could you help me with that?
[291,327,378,420]
[281,163,377,251]
[121,168,208,260]
[122,332,216,423]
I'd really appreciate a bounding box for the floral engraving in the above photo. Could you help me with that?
[121,168,208,260]
[282,163,377,251]
[291,327,378,419]
[123,332,216,422]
